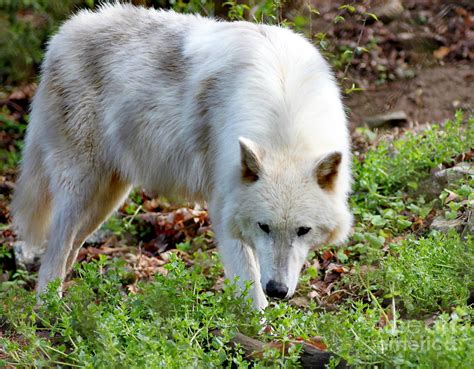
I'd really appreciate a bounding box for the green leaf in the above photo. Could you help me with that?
[306,266,318,279]
[397,219,412,230]
[366,12,379,22]
[370,215,387,227]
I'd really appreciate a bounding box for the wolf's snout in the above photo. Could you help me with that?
[265,280,288,299]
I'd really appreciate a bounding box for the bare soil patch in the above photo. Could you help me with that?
[346,61,473,128]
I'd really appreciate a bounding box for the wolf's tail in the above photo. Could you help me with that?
[11,142,52,256]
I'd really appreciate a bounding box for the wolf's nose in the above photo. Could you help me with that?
[265,280,288,299]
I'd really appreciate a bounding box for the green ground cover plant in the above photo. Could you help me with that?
[1,113,472,368]
[0,0,90,84]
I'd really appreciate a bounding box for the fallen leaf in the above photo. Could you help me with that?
[444,190,458,204]
[326,263,348,274]
[297,336,328,351]
[321,250,334,261]
[377,308,394,328]
[433,46,450,59]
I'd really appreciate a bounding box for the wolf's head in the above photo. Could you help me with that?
[231,137,352,300]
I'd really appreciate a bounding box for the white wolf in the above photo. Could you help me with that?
[12,3,352,309]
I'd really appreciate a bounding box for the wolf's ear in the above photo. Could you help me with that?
[314,152,342,191]
[239,137,263,183]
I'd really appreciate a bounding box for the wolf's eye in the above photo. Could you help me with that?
[297,227,311,237]
[258,222,270,234]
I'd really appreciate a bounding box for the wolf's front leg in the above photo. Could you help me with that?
[216,236,268,310]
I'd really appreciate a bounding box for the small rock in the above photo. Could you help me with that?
[452,100,461,108]
[430,207,473,236]
[289,296,310,308]
[363,111,408,129]
[397,33,440,52]
[463,208,474,238]
[417,163,474,200]
[436,162,474,180]
[430,216,464,233]
[369,0,404,23]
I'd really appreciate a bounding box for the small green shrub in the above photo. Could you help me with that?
[0,255,262,368]
[365,231,473,316]
[353,112,473,211]
[0,0,90,84]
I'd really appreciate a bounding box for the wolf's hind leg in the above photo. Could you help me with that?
[36,173,129,297]
[36,189,87,296]
[65,175,131,272]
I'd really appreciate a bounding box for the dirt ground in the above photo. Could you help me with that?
[297,0,474,129]
[346,61,474,128]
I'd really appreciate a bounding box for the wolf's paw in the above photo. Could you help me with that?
[252,290,269,311]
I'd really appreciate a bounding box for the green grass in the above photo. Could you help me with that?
[0,255,263,368]
[346,112,473,267]
[353,111,473,207]
[1,114,473,368]
[393,231,472,314]
[0,107,26,172]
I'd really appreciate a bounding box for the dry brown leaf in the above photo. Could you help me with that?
[444,190,459,204]
[296,336,328,352]
[321,250,334,261]
[326,263,348,274]
[308,290,320,299]
[377,308,395,328]
[433,46,450,60]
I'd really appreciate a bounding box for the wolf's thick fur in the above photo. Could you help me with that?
[12,4,352,309]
